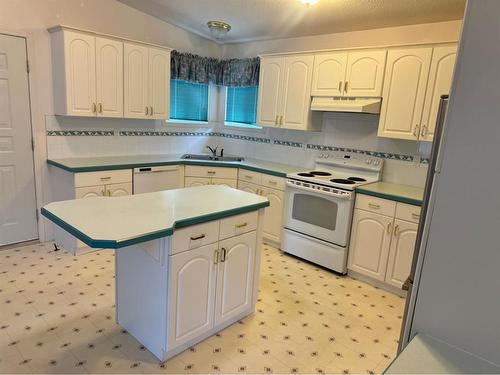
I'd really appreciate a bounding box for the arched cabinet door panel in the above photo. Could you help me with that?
[95,37,123,117]
[385,219,418,288]
[345,50,387,97]
[257,57,284,127]
[312,52,347,96]
[124,43,149,119]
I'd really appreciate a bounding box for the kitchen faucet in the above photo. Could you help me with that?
[207,145,224,157]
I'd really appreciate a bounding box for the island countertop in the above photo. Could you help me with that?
[356,182,425,206]
[47,154,302,177]
[42,185,269,249]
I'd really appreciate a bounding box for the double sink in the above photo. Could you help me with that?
[181,154,244,162]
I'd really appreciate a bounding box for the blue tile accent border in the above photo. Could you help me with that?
[47,130,114,136]
[119,130,215,137]
[273,139,303,148]
[306,143,415,162]
[216,132,271,143]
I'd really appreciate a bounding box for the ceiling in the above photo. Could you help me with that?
[118,0,465,44]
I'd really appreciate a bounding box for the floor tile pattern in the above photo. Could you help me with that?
[0,242,404,374]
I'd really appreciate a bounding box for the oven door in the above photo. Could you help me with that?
[283,180,354,246]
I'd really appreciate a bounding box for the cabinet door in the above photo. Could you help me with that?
[168,244,217,349]
[311,52,347,96]
[261,187,284,243]
[281,55,314,130]
[149,47,170,120]
[124,43,149,119]
[377,47,432,140]
[106,182,132,197]
[63,31,96,116]
[95,37,123,117]
[238,181,260,195]
[211,178,237,188]
[257,56,284,127]
[345,50,386,97]
[75,185,105,199]
[420,45,457,142]
[185,177,210,187]
[385,219,418,288]
[348,209,393,281]
[215,231,256,325]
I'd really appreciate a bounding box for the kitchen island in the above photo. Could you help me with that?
[42,185,269,360]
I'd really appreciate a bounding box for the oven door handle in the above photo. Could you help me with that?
[286,180,352,200]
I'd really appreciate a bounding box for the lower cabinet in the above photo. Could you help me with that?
[348,195,421,292]
[184,176,237,188]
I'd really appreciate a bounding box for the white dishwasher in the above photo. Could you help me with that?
[133,165,184,194]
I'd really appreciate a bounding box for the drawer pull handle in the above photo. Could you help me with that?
[268,181,277,185]
[213,249,219,264]
[220,247,226,262]
[207,171,216,174]
[235,222,248,229]
[411,213,420,219]
[245,175,253,179]
[100,177,111,181]
[190,234,206,241]
[368,203,381,209]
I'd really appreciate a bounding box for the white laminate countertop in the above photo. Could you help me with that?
[42,185,269,249]
[356,182,425,206]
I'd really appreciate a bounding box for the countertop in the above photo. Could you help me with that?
[385,334,500,374]
[356,182,425,206]
[47,154,302,177]
[41,185,269,249]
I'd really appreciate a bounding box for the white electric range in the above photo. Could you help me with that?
[282,151,384,274]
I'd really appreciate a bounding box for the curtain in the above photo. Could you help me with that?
[171,50,259,87]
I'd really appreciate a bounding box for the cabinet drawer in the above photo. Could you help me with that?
[185,165,237,179]
[171,221,219,255]
[261,175,285,191]
[74,169,132,188]
[238,169,262,185]
[355,194,396,217]
[395,203,422,223]
[219,211,258,240]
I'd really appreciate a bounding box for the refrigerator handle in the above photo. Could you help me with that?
[433,95,450,174]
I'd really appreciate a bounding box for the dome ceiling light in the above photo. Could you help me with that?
[207,20,232,40]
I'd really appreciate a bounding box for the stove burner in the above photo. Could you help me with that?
[310,171,332,176]
[297,172,315,177]
[347,177,367,182]
[330,178,356,184]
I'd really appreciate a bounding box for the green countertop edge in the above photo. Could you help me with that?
[47,159,289,177]
[356,189,423,207]
[41,200,270,249]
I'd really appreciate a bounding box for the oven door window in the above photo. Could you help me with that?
[292,193,338,230]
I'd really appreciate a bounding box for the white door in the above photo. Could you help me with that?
[385,219,418,289]
[347,209,393,281]
[63,30,96,116]
[95,37,123,118]
[344,50,387,97]
[211,178,237,188]
[281,55,314,130]
[261,186,284,243]
[124,43,149,119]
[257,56,283,127]
[311,52,347,96]
[106,182,132,197]
[75,185,105,199]
[215,231,256,325]
[168,243,217,349]
[0,35,38,246]
[420,45,457,141]
[185,177,210,187]
[377,47,432,140]
[148,47,170,120]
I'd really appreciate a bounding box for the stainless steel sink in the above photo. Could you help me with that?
[181,154,244,162]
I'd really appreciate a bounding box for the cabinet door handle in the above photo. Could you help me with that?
[92,103,97,114]
[101,189,106,196]
[275,115,278,125]
[387,222,392,235]
[220,247,226,262]
[190,234,206,241]
[338,81,342,92]
[145,106,149,116]
[279,115,283,126]
[394,224,400,237]
[235,222,248,229]
[413,125,420,138]
[344,81,348,93]
[421,125,427,137]
[368,203,381,209]
[150,106,154,116]
[107,190,111,197]
[98,103,103,114]
[213,249,219,264]
[412,212,420,220]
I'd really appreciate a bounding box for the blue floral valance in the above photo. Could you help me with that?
[171,50,259,87]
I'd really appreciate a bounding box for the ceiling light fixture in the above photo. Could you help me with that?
[207,21,231,40]
[301,0,320,5]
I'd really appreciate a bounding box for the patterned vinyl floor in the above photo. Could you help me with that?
[0,241,404,374]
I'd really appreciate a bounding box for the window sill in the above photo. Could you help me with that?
[167,119,211,126]
[224,122,262,130]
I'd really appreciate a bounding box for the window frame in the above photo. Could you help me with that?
[223,86,262,130]
[168,79,211,124]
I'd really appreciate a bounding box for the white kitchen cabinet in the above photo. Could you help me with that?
[211,178,237,188]
[215,231,256,325]
[95,36,123,117]
[257,55,320,131]
[75,185,105,199]
[124,43,150,119]
[311,49,386,97]
[185,177,210,187]
[261,187,284,244]
[420,45,457,141]
[107,182,133,197]
[148,47,170,119]
[348,209,393,281]
[238,181,260,195]
[167,243,217,349]
[385,219,418,289]
[185,166,237,188]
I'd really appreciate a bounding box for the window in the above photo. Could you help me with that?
[225,86,260,128]
[170,79,209,122]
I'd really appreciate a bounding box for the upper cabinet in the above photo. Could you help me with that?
[257,55,321,131]
[378,44,457,141]
[311,49,387,97]
[49,26,171,120]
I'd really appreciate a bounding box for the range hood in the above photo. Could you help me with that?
[311,97,381,114]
